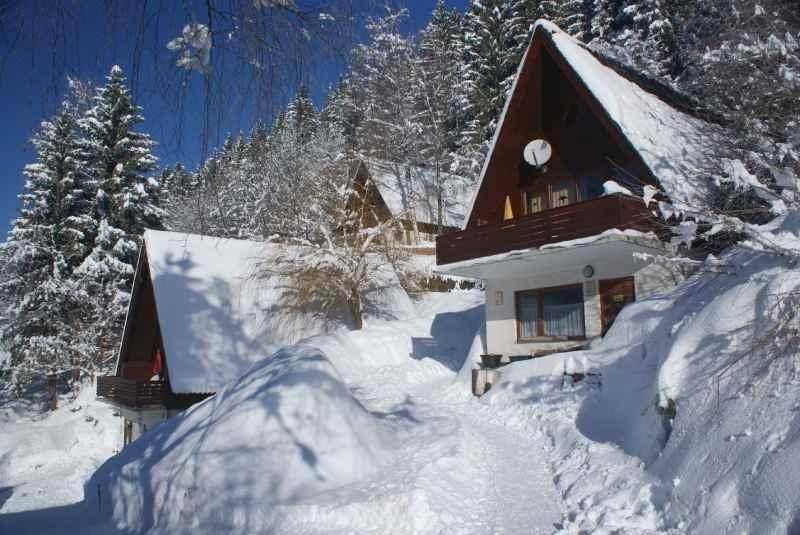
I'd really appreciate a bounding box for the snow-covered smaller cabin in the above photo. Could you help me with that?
[349,159,473,250]
[97,230,338,446]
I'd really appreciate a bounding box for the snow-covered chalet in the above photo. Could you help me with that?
[350,159,473,249]
[436,21,719,362]
[95,230,406,446]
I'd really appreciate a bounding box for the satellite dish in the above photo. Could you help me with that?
[523,139,553,168]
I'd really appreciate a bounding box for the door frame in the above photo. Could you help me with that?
[599,276,636,335]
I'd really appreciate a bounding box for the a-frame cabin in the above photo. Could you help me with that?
[437,21,717,365]
[97,230,330,446]
[347,159,472,249]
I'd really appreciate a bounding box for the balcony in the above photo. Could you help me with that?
[436,194,660,266]
[97,375,167,409]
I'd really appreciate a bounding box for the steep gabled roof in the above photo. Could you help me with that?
[365,159,473,229]
[465,20,723,227]
[141,231,308,393]
[136,230,411,394]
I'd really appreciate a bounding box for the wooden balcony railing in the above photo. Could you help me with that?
[97,375,167,408]
[436,194,660,266]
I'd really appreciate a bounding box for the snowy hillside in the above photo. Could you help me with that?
[481,229,800,533]
[80,290,562,534]
[0,386,119,524]
[2,218,800,535]
[3,234,800,534]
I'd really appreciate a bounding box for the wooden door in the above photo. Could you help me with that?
[600,277,635,335]
[123,419,133,446]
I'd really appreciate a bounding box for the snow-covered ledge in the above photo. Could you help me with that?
[436,229,668,280]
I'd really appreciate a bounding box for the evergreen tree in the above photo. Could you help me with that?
[590,0,678,77]
[284,86,320,143]
[75,65,161,366]
[349,9,421,166]
[456,0,521,179]
[79,65,161,241]
[415,0,468,230]
[1,100,95,389]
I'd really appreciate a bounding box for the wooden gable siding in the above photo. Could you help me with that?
[118,247,163,381]
[348,161,458,236]
[466,29,658,229]
[347,161,395,229]
[107,243,211,410]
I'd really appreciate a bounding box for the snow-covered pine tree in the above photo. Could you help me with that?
[1,101,95,390]
[462,0,517,143]
[590,0,678,77]
[557,0,592,41]
[456,0,521,180]
[75,65,161,366]
[319,80,350,144]
[283,86,320,144]
[79,65,161,239]
[75,220,138,366]
[415,0,468,232]
[349,9,421,167]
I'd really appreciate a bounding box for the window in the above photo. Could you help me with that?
[517,292,539,339]
[525,191,544,214]
[541,286,585,337]
[551,179,576,208]
[522,177,580,216]
[516,285,586,340]
[579,174,605,201]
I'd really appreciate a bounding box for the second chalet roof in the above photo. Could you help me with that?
[466,20,723,225]
[367,159,473,229]
[142,230,411,394]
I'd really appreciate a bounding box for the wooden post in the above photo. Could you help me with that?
[47,373,57,411]
[71,356,80,384]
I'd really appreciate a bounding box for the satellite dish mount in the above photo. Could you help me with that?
[523,139,553,171]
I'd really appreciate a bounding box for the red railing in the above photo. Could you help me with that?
[436,194,660,265]
[97,375,167,408]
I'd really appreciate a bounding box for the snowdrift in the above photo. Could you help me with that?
[0,386,119,515]
[484,241,800,533]
[89,344,390,534]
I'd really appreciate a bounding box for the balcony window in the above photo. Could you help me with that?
[524,191,544,214]
[516,285,586,340]
[550,179,576,208]
[521,177,579,216]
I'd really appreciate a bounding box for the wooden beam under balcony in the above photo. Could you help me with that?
[435,194,661,266]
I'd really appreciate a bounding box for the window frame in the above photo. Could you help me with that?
[521,176,582,216]
[514,283,587,342]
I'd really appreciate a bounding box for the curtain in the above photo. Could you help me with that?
[517,293,538,339]
[542,302,585,337]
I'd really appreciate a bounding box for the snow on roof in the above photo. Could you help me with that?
[143,230,411,394]
[465,21,722,225]
[366,159,473,228]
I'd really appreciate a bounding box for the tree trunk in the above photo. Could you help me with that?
[348,288,363,330]
[47,373,58,411]
[436,161,443,235]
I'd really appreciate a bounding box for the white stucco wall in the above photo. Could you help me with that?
[484,252,679,356]
[121,407,169,447]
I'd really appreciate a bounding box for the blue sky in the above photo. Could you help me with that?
[0,0,468,238]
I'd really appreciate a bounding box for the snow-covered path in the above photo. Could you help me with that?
[340,373,564,534]
[2,292,566,534]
